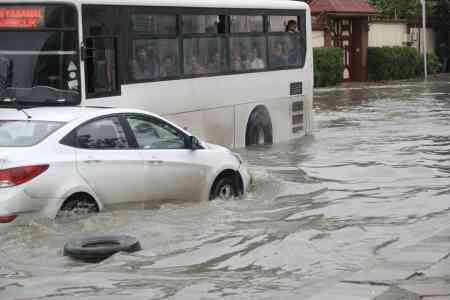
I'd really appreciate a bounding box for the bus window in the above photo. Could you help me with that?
[131,14,176,34]
[269,35,301,67]
[84,36,119,97]
[131,39,178,80]
[44,5,77,28]
[183,37,228,75]
[230,15,263,33]
[268,16,298,32]
[182,15,226,34]
[230,36,266,71]
[83,5,122,97]
[268,15,306,68]
[0,4,80,105]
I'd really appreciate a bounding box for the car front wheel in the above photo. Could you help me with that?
[210,177,237,200]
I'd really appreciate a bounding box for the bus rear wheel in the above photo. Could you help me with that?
[246,106,273,146]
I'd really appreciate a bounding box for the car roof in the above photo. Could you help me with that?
[0,106,156,122]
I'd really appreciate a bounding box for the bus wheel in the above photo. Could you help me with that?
[245,106,273,146]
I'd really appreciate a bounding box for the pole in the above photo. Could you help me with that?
[421,0,428,80]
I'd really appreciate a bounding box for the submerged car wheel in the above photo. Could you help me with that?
[57,194,99,217]
[64,235,142,263]
[210,177,237,200]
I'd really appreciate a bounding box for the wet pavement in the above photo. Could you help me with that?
[1,78,450,299]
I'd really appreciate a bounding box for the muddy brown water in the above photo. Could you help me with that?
[1,80,449,300]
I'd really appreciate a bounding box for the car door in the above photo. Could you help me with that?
[74,115,145,205]
[124,114,207,202]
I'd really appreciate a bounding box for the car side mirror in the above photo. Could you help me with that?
[186,136,202,150]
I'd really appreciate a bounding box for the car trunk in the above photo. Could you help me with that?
[0,148,29,169]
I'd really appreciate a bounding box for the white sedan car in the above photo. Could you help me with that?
[0,106,250,226]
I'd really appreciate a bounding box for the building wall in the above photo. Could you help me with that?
[410,27,436,54]
[369,22,408,47]
[312,30,325,48]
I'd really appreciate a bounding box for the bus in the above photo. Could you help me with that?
[0,0,313,148]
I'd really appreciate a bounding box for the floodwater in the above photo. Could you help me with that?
[1,79,450,300]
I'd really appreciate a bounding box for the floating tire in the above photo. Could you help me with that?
[63,235,141,262]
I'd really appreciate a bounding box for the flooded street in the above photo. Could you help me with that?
[1,80,450,300]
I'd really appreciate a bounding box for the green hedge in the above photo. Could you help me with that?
[313,47,344,87]
[368,47,442,81]
[419,53,442,75]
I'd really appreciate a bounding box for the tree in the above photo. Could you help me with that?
[431,0,450,70]
[368,0,423,22]
[431,0,450,29]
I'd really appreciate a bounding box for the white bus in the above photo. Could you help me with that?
[0,0,313,148]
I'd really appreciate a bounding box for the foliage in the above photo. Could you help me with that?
[368,47,420,80]
[313,48,344,87]
[368,0,424,22]
[431,0,450,46]
[418,53,443,74]
[368,47,442,81]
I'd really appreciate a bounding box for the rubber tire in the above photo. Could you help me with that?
[210,177,237,200]
[246,109,273,146]
[58,195,99,217]
[63,235,142,263]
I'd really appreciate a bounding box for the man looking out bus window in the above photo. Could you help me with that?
[286,20,298,33]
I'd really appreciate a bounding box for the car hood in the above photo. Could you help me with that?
[204,142,229,152]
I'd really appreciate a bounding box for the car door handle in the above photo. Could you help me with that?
[83,157,102,164]
[147,160,163,165]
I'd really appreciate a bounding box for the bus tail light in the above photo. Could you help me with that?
[0,165,49,188]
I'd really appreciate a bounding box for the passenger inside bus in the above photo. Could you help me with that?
[286,20,298,33]
[231,47,244,71]
[131,45,159,80]
[160,55,177,78]
[207,50,227,73]
[244,46,265,70]
[271,41,289,67]
[191,56,207,75]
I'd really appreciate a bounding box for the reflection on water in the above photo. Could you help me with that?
[1,80,450,299]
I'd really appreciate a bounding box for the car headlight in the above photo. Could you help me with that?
[231,152,243,165]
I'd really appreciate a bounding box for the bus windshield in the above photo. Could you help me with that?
[0,4,80,106]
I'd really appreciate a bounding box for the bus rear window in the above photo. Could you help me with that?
[0,5,76,30]
[0,120,65,147]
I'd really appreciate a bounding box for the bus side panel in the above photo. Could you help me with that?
[203,107,235,148]
[165,111,205,139]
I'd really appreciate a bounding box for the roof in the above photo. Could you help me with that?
[0,106,160,122]
[0,106,111,122]
[13,0,309,10]
[309,0,377,14]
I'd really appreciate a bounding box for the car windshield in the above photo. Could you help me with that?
[0,4,80,106]
[0,120,65,147]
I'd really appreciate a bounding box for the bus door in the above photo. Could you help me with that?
[82,36,120,98]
